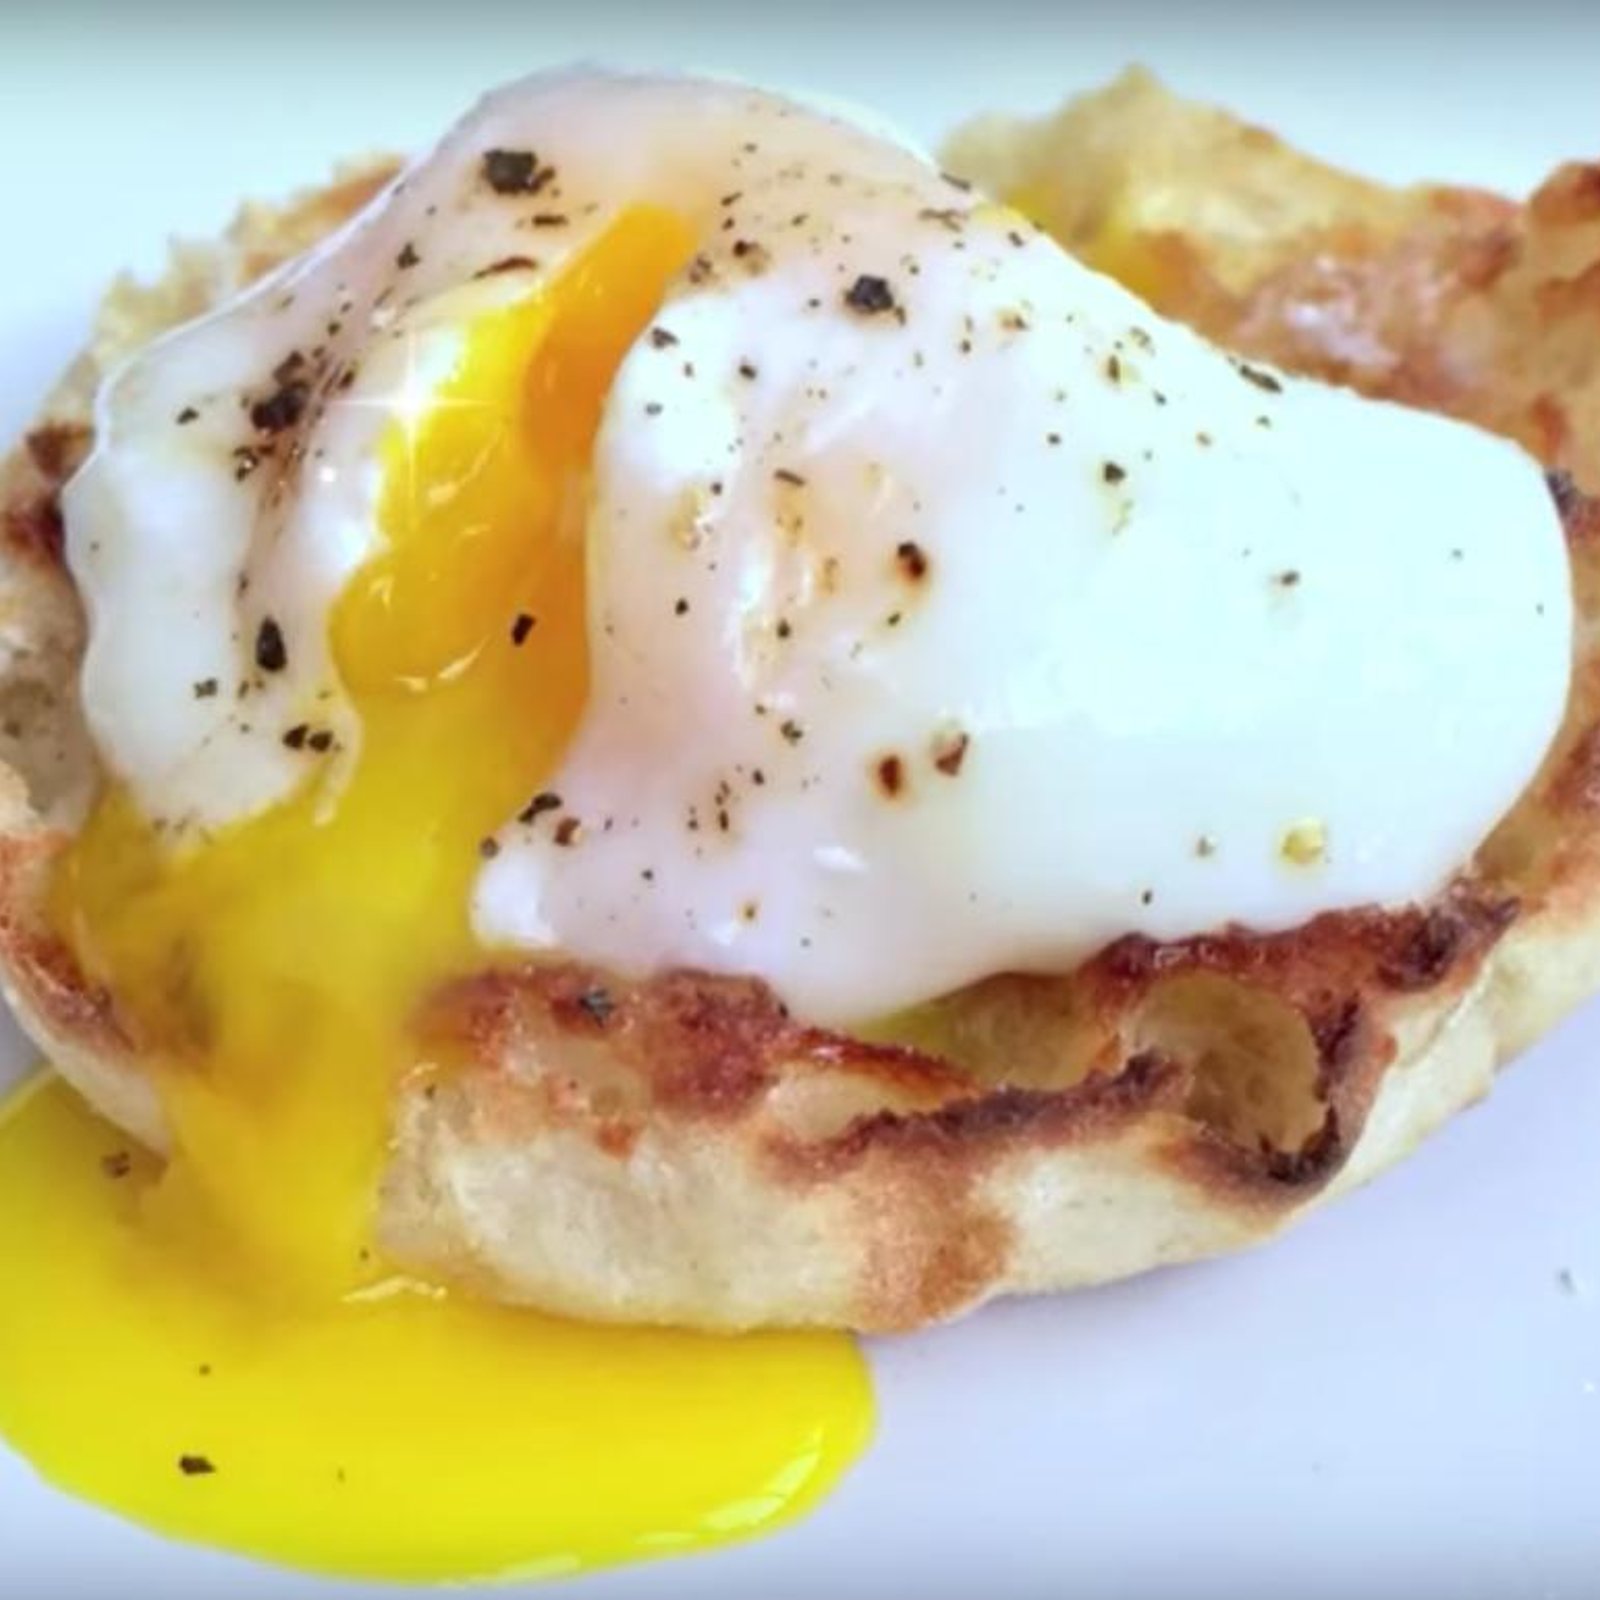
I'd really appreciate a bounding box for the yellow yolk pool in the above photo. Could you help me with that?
[0,205,873,1579]
[0,1075,872,1581]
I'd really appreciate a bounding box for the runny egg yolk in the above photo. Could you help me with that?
[0,204,872,1580]
[0,1076,873,1581]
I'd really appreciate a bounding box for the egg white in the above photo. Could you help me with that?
[66,69,1573,1025]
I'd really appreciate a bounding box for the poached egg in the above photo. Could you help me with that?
[0,66,1572,1581]
[63,70,1569,1033]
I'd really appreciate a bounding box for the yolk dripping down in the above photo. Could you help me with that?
[0,1076,872,1581]
[51,207,691,1295]
[3,205,872,1579]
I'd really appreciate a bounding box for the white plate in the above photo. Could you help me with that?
[3,6,1598,1596]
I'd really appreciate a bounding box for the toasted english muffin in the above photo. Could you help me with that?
[944,66,1600,493]
[2,95,1598,1332]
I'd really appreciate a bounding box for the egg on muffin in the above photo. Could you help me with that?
[0,63,1593,1582]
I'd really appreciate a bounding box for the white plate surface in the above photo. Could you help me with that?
[2,5,1598,1597]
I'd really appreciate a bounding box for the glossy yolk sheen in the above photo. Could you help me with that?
[0,1076,872,1581]
[3,206,871,1581]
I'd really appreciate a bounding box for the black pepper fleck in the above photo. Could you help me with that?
[932,729,970,777]
[250,379,310,435]
[510,612,535,645]
[254,617,288,673]
[895,540,929,582]
[843,275,897,316]
[178,1455,217,1477]
[474,254,539,279]
[875,753,906,798]
[1235,360,1284,394]
[482,148,546,195]
[518,790,562,824]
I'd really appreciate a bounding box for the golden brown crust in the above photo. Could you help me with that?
[943,67,1600,494]
[3,102,1600,1330]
